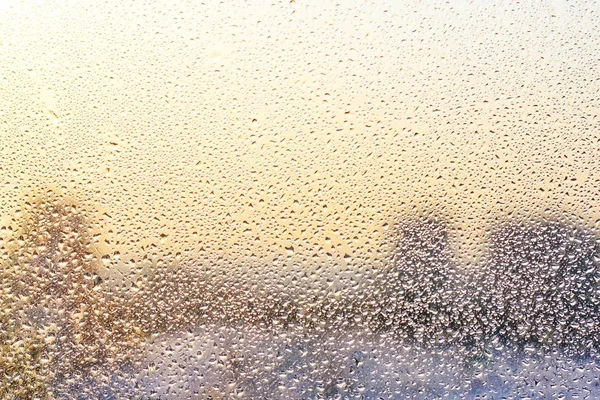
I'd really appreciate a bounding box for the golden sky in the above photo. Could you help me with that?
[1,0,599,278]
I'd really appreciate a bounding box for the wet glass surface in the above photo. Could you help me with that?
[1,0,600,398]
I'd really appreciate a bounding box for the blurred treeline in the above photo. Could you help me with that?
[1,192,599,398]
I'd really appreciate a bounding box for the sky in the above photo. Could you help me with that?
[1,0,599,281]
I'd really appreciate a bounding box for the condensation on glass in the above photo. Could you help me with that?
[1,0,599,398]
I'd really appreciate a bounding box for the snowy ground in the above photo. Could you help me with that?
[55,323,600,400]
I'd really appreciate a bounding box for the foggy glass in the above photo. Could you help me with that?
[1,0,599,398]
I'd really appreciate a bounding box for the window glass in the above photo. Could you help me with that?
[1,0,599,398]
